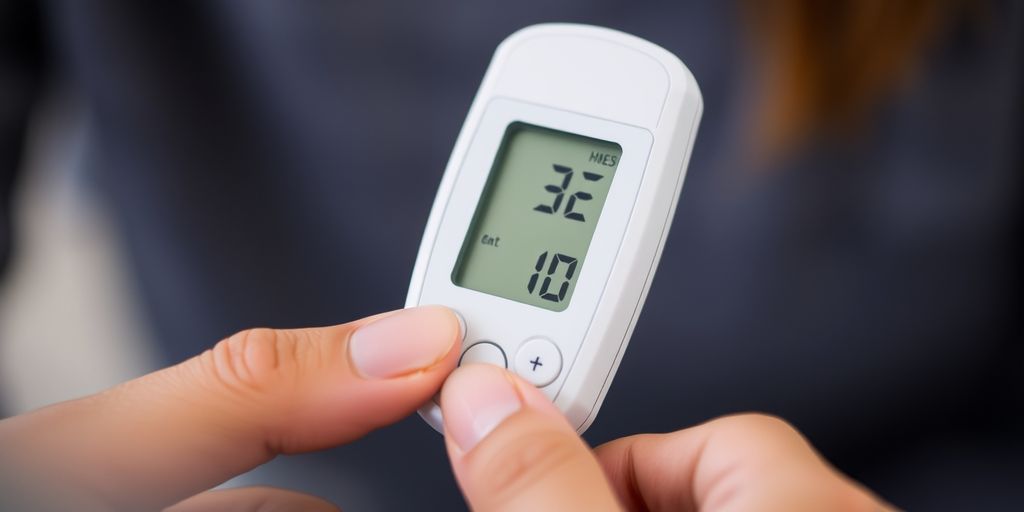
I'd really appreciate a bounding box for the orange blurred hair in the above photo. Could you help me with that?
[744,0,968,156]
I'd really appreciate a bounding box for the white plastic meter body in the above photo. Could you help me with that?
[406,24,702,434]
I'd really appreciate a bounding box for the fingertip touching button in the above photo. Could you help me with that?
[453,310,467,342]
[458,341,507,368]
[514,337,561,387]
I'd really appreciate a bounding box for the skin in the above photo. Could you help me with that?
[0,306,895,511]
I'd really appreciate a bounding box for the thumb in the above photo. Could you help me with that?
[441,364,622,511]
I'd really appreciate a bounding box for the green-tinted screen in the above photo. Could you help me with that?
[452,122,622,312]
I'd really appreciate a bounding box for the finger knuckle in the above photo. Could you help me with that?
[473,427,583,502]
[716,412,801,440]
[206,328,298,395]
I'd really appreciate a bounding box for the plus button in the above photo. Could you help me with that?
[529,356,543,371]
[515,338,562,387]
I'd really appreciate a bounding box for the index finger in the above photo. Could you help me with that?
[0,306,461,511]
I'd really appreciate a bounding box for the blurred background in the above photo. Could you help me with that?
[1,1,1021,510]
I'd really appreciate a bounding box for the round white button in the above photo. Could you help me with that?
[459,341,507,368]
[514,337,562,387]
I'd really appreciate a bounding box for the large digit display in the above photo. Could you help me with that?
[452,122,622,311]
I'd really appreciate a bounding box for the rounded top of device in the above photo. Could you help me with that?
[481,23,701,131]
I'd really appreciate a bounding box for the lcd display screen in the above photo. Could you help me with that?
[452,122,622,311]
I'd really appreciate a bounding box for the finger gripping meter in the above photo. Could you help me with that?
[407,24,702,434]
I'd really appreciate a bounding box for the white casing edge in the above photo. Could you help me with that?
[406,23,703,434]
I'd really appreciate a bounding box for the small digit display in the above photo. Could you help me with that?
[451,122,622,311]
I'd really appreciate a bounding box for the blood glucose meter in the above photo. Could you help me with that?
[407,24,702,434]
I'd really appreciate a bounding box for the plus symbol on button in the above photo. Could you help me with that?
[529,356,543,371]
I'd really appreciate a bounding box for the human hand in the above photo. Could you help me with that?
[0,306,463,511]
[440,364,896,512]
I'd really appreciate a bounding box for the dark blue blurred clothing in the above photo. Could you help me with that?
[1,1,1021,510]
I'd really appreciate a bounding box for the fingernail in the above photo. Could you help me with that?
[349,306,459,379]
[442,365,522,453]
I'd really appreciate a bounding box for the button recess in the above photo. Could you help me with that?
[459,341,507,368]
[514,337,562,387]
